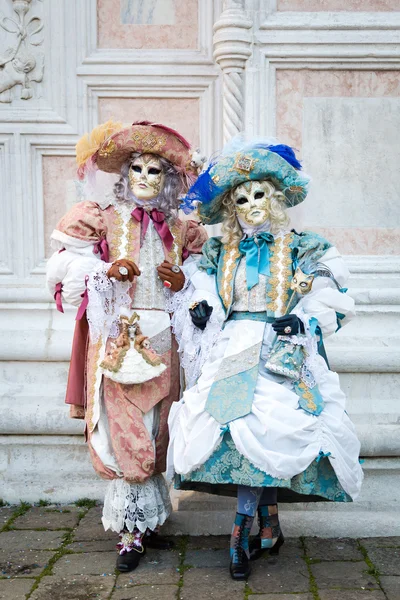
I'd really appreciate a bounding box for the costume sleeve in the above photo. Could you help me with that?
[166,255,225,388]
[46,201,107,308]
[295,235,355,337]
[182,219,208,255]
[198,236,223,275]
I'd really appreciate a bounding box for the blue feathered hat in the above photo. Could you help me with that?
[180,136,310,225]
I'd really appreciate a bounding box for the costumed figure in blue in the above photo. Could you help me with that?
[165,137,363,581]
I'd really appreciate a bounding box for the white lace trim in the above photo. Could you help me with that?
[165,282,222,389]
[87,262,132,342]
[293,308,329,385]
[102,475,172,534]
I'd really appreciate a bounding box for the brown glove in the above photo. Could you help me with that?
[156,261,185,292]
[106,259,140,282]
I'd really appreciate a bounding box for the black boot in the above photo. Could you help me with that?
[116,530,146,573]
[249,504,284,561]
[144,531,174,550]
[116,546,145,572]
[229,513,253,581]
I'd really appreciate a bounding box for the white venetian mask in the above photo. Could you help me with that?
[128,154,165,201]
[233,180,275,226]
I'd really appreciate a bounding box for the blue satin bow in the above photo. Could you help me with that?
[238,232,274,290]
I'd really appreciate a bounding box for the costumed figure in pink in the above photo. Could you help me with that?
[46,120,207,572]
[167,137,363,581]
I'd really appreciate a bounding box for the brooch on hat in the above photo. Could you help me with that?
[232,153,257,176]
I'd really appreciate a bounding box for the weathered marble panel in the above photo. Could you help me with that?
[306,228,400,256]
[43,156,78,258]
[97,0,198,49]
[98,97,200,147]
[276,70,400,151]
[301,98,400,235]
[278,0,399,10]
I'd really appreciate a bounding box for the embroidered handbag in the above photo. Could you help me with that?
[265,337,305,380]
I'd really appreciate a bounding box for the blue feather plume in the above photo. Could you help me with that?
[254,143,302,170]
[180,161,218,213]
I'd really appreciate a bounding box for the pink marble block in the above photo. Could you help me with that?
[43,156,77,258]
[99,97,200,147]
[278,0,399,10]
[276,70,400,151]
[97,0,198,49]
[308,228,400,256]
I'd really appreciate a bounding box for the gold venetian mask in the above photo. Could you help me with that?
[233,180,274,226]
[128,153,165,201]
[290,267,314,295]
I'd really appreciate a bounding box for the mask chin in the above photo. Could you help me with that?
[237,215,272,235]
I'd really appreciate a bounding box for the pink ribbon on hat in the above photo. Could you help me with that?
[76,276,89,321]
[93,237,109,262]
[54,282,64,313]
[132,207,173,251]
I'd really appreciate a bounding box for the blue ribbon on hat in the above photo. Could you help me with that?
[239,232,274,290]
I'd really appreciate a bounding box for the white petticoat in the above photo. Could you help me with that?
[167,320,363,501]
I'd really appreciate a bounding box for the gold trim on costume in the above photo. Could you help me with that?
[220,243,241,310]
[168,223,183,265]
[110,206,124,259]
[297,381,317,412]
[87,338,103,432]
[267,232,294,315]
[130,130,167,154]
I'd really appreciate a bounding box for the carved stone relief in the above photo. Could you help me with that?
[0,0,44,103]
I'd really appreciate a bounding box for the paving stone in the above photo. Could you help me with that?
[0,530,64,551]
[311,561,379,590]
[112,584,178,600]
[29,575,115,600]
[185,549,229,568]
[365,547,400,576]
[249,595,313,600]
[68,539,117,553]
[12,506,80,530]
[52,551,116,576]
[319,591,386,599]
[73,506,116,541]
[0,508,14,528]
[0,578,35,600]
[305,537,364,561]
[181,568,245,599]
[0,549,53,577]
[249,555,309,594]
[117,549,180,585]
[186,535,230,550]
[380,576,400,600]
[360,537,400,548]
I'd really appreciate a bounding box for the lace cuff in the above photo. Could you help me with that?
[165,281,222,389]
[87,262,131,342]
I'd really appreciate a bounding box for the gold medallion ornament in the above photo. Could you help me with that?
[98,138,117,158]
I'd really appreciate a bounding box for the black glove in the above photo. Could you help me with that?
[189,300,213,331]
[272,314,304,336]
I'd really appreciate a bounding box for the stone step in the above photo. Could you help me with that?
[163,508,400,538]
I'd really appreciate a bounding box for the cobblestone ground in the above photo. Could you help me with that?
[0,503,399,600]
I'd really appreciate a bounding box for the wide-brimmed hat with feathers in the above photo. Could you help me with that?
[180,136,310,225]
[76,120,199,191]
